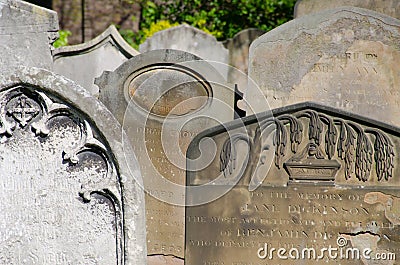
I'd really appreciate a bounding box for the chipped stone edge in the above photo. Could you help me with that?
[249,6,400,54]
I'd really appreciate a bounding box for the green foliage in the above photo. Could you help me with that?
[119,20,178,49]
[137,0,297,40]
[53,30,72,48]
[142,20,179,39]
[119,28,138,48]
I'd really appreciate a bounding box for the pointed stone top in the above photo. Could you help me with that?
[53,25,139,97]
[53,25,139,59]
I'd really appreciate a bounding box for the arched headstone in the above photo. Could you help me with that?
[247,7,400,127]
[0,67,146,264]
[96,49,234,261]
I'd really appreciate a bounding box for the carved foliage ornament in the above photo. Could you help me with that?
[221,108,395,184]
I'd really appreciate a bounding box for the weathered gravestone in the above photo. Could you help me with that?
[223,29,266,117]
[0,67,146,264]
[246,7,400,127]
[139,24,229,79]
[96,49,234,261]
[294,0,400,19]
[223,28,265,83]
[0,0,58,71]
[53,25,139,97]
[186,102,400,265]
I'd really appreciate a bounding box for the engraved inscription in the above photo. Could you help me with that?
[129,108,213,257]
[186,186,400,264]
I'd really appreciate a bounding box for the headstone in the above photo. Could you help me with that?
[294,0,400,19]
[96,49,234,261]
[186,102,400,265]
[0,66,146,264]
[223,28,265,83]
[139,24,229,79]
[223,29,266,117]
[247,7,400,127]
[0,0,58,71]
[53,25,139,97]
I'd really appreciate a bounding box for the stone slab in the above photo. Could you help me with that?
[186,102,400,265]
[295,0,400,19]
[96,49,234,259]
[53,25,139,97]
[0,0,58,71]
[247,7,400,127]
[223,28,265,84]
[139,24,229,79]
[0,66,146,264]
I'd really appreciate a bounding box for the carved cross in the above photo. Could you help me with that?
[8,95,40,127]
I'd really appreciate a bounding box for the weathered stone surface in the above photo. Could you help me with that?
[247,7,400,127]
[295,0,400,19]
[53,25,139,97]
[139,24,229,78]
[186,102,400,264]
[223,28,265,84]
[96,49,234,259]
[0,0,58,71]
[0,66,146,264]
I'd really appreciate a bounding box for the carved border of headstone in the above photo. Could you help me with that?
[188,102,400,188]
[53,25,139,60]
[0,66,146,264]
